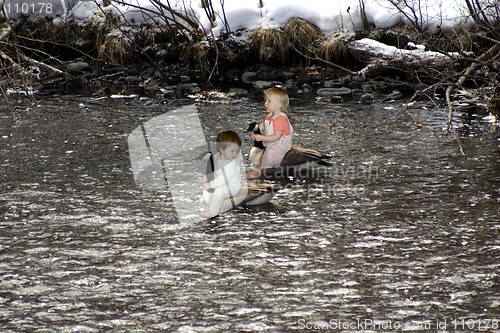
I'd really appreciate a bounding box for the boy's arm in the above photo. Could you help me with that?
[209,160,239,188]
[209,171,225,189]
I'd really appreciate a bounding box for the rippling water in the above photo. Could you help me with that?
[1,93,499,332]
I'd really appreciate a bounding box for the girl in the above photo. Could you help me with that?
[247,88,293,179]
[200,130,243,218]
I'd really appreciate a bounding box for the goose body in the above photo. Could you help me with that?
[203,181,281,210]
[247,122,332,178]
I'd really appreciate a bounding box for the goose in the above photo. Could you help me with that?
[246,122,332,178]
[202,181,281,210]
[196,151,282,208]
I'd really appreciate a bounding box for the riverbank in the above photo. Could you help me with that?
[1,11,499,119]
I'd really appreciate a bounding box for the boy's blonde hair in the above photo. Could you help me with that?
[215,130,242,152]
[265,88,289,113]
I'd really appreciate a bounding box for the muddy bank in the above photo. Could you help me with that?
[1,14,499,118]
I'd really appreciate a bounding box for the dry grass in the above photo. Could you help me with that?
[98,31,135,65]
[83,12,141,65]
[138,24,174,45]
[83,12,118,46]
[249,27,288,64]
[284,18,323,55]
[319,34,350,64]
[428,29,476,53]
[176,41,206,64]
[4,18,85,57]
[83,12,138,65]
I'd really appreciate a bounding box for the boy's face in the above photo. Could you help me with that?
[265,94,282,114]
[222,143,240,160]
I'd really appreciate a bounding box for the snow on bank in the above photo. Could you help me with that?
[353,37,469,69]
[64,0,491,36]
[353,38,458,58]
[5,0,494,67]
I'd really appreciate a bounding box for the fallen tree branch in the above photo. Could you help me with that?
[0,41,64,77]
[350,39,458,79]
[0,17,28,70]
[0,48,20,69]
[455,131,466,158]
[23,55,65,75]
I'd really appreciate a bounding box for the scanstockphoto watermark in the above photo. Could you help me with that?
[128,105,213,224]
[297,318,426,331]
[297,318,499,331]
[262,163,381,198]
[260,163,380,183]
[303,179,367,197]
[128,105,250,223]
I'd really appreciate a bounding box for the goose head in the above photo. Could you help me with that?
[246,121,265,150]
[246,121,260,133]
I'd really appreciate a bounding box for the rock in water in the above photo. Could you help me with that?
[359,93,374,105]
[383,90,402,102]
[317,87,352,96]
[67,61,91,74]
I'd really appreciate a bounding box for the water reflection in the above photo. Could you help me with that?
[0,94,498,332]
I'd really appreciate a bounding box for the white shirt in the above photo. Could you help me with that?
[210,157,242,193]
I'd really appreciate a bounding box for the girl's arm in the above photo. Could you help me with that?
[258,121,264,132]
[253,130,282,143]
[253,115,290,142]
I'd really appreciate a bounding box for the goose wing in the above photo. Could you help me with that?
[243,182,282,205]
[282,145,331,167]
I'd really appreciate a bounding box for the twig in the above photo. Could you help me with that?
[445,84,455,133]
[445,43,500,133]
[455,132,466,158]
[0,17,28,41]
[93,71,125,81]
[8,35,99,63]
[290,43,354,75]
[21,53,65,75]
[0,40,64,76]
[0,48,20,68]
[0,83,19,124]
[91,2,169,76]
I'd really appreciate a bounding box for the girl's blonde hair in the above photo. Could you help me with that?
[265,87,289,113]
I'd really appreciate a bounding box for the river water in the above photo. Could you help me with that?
[1,91,499,332]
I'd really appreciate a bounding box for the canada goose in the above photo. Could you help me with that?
[202,181,281,210]
[246,121,332,170]
[197,151,282,208]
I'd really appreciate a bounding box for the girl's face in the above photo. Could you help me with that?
[221,143,240,160]
[265,94,282,114]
